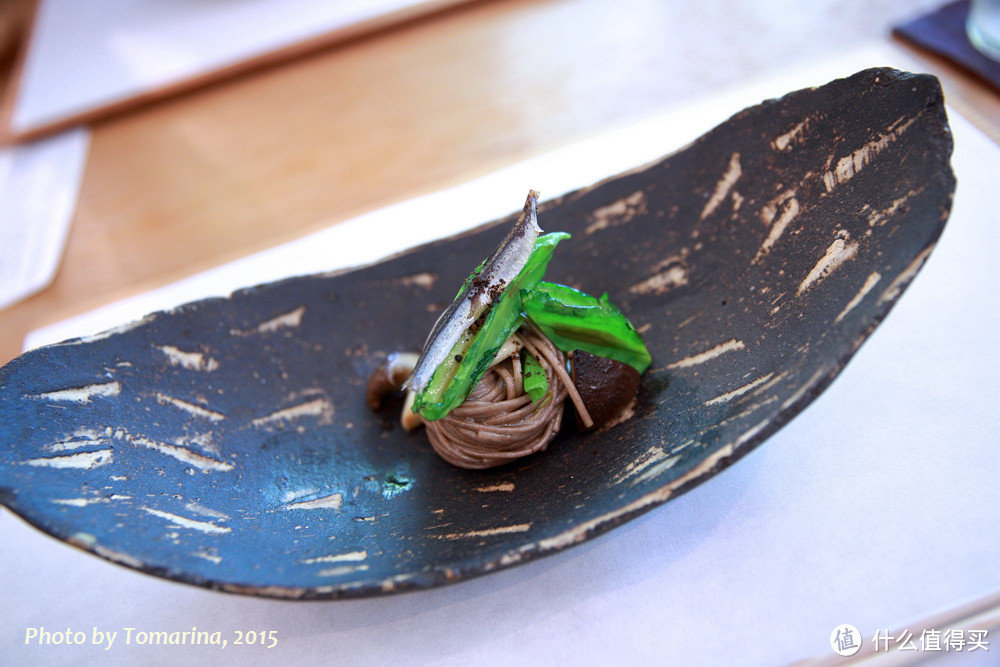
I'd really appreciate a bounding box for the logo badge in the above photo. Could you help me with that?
[831,624,862,657]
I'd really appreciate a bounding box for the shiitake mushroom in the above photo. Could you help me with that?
[570,350,641,431]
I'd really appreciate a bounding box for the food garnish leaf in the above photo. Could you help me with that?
[521,282,651,373]
[521,349,548,403]
[412,232,569,420]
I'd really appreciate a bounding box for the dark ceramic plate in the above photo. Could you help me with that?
[0,68,954,599]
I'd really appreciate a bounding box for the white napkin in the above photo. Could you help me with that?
[12,0,467,136]
[0,127,89,312]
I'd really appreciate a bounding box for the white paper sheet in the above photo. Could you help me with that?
[4,47,1000,666]
[11,0,466,136]
[0,127,89,312]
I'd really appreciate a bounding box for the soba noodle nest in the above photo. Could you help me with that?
[424,325,585,469]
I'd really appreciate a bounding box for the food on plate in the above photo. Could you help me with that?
[367,190,650,469]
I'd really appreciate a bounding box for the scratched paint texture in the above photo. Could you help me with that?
[0,68,954,598]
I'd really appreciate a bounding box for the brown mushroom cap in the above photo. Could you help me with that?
[570,350,641,431]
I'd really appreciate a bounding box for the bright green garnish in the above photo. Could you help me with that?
[521,349,548,403]
[520,282,651,374]
[412,233,568,420]
[411,224,650,421]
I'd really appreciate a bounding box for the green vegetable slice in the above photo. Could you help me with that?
[520,282,651,373]
[413,233,569,420]
[521,349,548,403]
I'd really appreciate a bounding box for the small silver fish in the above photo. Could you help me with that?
[407,190,542,393]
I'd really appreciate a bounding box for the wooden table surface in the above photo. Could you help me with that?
[1,0,998,370]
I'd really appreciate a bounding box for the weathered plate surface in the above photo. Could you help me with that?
[0,68,954,599]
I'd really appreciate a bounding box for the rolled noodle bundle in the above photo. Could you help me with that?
[367,191,649,470]
[425,325,583,469]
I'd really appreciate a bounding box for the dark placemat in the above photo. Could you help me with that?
[894,0,1000,93]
